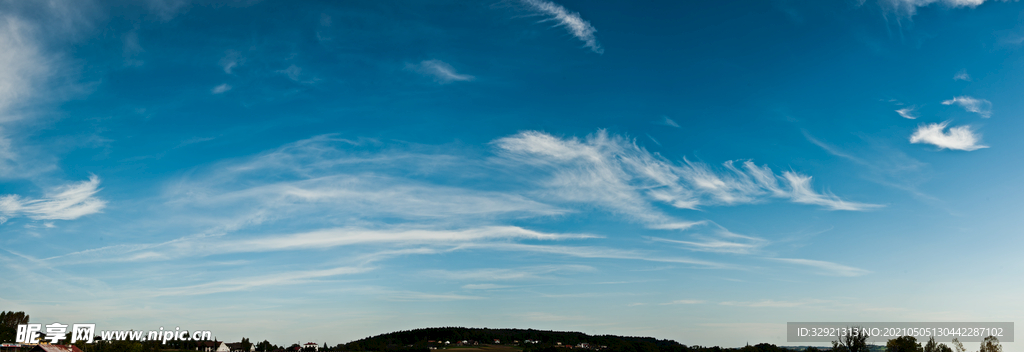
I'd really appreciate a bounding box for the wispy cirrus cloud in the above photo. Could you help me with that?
[895,107,917,119]
[211,83,231,94]
[426,265,594,281]
[769,258,870,277]
[0,175,106,222]
[49,226,597,264]
[942,96,992,118]
[461,242,732,268]
[494,130,880,219]
[520,0,603,54]
[954,69,971,81]
[220,50,242,74]
[719,299,829,308]
[405,59,474,84]
[648,223,768,255]
[156,265,372,296]
[874,0,1008,18]
[0,16,51,122]
[910,122,987,151]
[655,116,680,128]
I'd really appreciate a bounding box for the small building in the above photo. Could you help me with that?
[1,343,24,352]
[226,343,256,352]
[303,342,319,351]
[196,341,227,352]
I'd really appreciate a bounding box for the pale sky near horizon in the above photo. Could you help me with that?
[1,0,1022,351]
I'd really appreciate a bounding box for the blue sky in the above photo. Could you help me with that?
[1,0,1023,349]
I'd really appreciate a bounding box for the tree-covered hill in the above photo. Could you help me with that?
[338,327,803,352]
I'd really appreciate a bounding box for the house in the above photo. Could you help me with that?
[303,342,319,351]
[493,340,500,344]
[28,345,83,352]
[196,341,228,352]
[226,343,255,352]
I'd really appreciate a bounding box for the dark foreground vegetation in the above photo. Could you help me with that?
[1,312,1005,352]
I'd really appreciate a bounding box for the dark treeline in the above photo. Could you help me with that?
[339,327,802,352]
[1,311,32,343]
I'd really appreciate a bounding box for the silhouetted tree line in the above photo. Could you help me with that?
[883,335,1001,352]
[1,311,31,343]
[337,327,804,352]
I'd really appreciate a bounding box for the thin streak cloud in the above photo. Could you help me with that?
[521,0,603,53]
[942,96,992,118]
[769,258,870,277]
[50,226,600,264]
[0,175,106,221]
[406,59,474,84]
[211,83,231,94]
[895,107,917,119]
[874,0,1006,17]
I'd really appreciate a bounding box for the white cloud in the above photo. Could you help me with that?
[494,130,879,217]
[226,226,595,253]
[876,0,1005,17]
[895,107,917,119]
[279,64,302,81]
[0,16,50,121]
[405,60,474,84]
[649,235,766,255]
[168,173,569,233]
[219,50,244,74]
[463,242,733,268]
[462,284,509,290]
[426,265,594,281]
[49,226,598,264]
[156,266,371,296]
[954,69,971,81]
[910,122,988,151]
[655,116,680,128]
[0,175,106,221]
[385,291,483,301]
[159,135,569,233]
[148,0,193,21]
[211,83,231,94]
[520,0,603,54]
[942,96,992,118]
[661,299,705,305]
[719,299,827,307]
[769,258,870,277]
[783,172,882,211]
[121,29,144,67]
[648,223,768,255]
